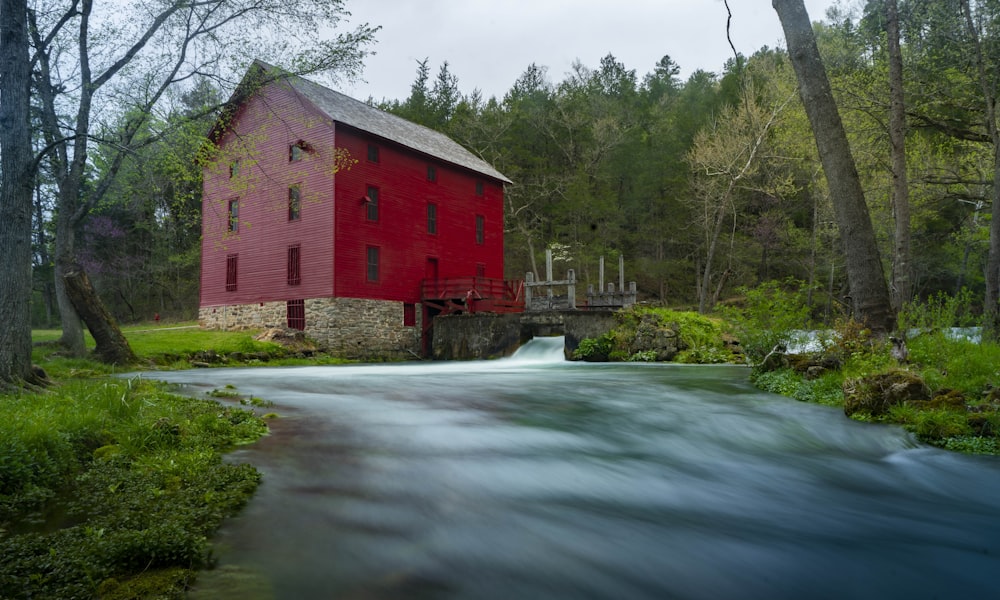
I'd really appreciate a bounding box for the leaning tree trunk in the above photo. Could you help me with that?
[63,263,137,365]
[773,0,895,334]
[0,0,35,386]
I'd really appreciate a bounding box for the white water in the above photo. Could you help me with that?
[507,335,566,363]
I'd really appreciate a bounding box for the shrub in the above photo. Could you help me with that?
[897,287,978,331]
[721,279,814,367]
[573,333,615,361]
[907,333,1000,397]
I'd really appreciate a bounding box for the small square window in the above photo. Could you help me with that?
[227,199,239,232]
[229,160,240,178]
[403,303,416,327]
[427,202,437,234]
[288,186,301,221]
[475,214,485,245]
[366,246,380,282]
[289,143,303,162]
[368,144,380,163]
[427,165,437,182]
[476,181,484,196]
[476,263,486,278]
[366,186,379,222]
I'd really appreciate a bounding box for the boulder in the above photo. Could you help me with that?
[843,369,931,417]
[628,314,686,361]
[254,328,318,352]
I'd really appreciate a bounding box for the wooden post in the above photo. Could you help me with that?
[599,256,605,292]
[545,248,553,302]
[619,254,625,293]
[567,269,576,309]
[525,271,534,307]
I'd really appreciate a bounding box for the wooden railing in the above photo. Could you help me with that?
[421,277,524,313]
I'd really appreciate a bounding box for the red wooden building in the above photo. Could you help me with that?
[199,62,517,357]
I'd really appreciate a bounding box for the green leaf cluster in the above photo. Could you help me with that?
[721,279,815,367]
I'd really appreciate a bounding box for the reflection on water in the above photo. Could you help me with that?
[147,338,1000,599]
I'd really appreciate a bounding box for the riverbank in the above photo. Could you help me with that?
[0,325,293,599]
[571,292,1000,456]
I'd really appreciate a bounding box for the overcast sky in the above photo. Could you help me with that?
[337,0,839,103]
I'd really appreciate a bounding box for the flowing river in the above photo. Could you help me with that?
[146,337,1000,599]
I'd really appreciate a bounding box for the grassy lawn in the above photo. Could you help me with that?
[31,321,349,376]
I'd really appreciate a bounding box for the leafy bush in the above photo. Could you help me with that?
[573,333,616,361]
[898,288,978,331]
[721,279,814,367]
[907,332,1000,397]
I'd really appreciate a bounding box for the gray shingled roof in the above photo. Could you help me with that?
[252,61,511,184]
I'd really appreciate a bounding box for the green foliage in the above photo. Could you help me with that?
[898,288,978,331]
[907,332,1000,396]
[942,436,1000,455]
[751,368,844,407]
[721,279,815,366]
[574,306,733,363]
[675,345,732,364]
[627,350,658,362]
[573,333,616,361]
[0,376,266,599]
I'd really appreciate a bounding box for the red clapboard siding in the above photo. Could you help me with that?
[332,126,504,303]
[200,67,506,310]
[201,81,336,307]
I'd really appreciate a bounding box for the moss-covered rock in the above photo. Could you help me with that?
[629,313,685,361]
[843,369,932,417]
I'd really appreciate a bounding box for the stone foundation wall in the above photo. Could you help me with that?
[306,297,421,360]
[199,301,287,331]
[199,297,422,360]
[431,313,524,360]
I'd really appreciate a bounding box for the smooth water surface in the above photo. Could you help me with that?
[146,338,1000,599]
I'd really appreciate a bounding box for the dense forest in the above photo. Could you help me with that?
[19,0,1000,336]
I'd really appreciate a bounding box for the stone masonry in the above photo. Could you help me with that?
[199,297,422,360]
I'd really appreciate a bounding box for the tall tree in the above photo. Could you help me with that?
[28,0,376,359]
[885,0,912,312]
[960,0,1000,339]
[686,73,794,313]
[773,0,895,333]
[0,0,35,385]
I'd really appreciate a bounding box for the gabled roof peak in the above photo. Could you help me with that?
[226,61,511,184]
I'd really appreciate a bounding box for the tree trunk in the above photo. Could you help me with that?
[698,197,730,313]
[54,213,87,356]
[961,0,1000,341]
[773,0,895,334]
[0,0,35,385]
[886,0,912,314]
[63,264,137,365]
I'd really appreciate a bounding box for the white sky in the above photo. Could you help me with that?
[338,0,839,102]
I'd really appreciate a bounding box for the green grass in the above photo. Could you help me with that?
[31,321,351,376]
[0,322,305,598]
[0,375,267,599]
[750,334,1000,455]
